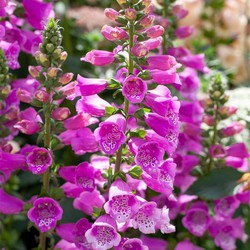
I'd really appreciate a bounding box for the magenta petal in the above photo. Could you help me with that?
[56,223,75,243]
[0,188,24,214]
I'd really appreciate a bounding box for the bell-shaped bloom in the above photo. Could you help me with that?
[23,0,54,30]
[61,182,82,198]
[122,75,147,103]
[147,55,180,71]
[77,75,108,96]
[115,238,149,250]
[104,8,119,21]
[143,37,162,50]
[101,25,128,41]
[214,196,240,218]
[208,217,248,250]
[54,240,78,250]
[85,214,121,250]
[28,197,63,233]
[94,114,126,155]
[142,159,176,197]
[26,147,52,174]
[81,50,115,66]
[182,202,210,237]
[209,144,227,159]
[168,47,209,73]
[135,141,164,178]
[140,235,167,250]
[104,179,140,223]
[139,14,155,28]
[0,188,24,214]
[221,121,245,137]
[175,240,204,250]
[144,25,164,38]
[74,189,105,215]
[175,26,194,39]
[0,41,20,69]
[150,68,181,85]
[52,107,71,121]
[76,95,112,117]
[56,223,75,243]
[131,43,149,58]
[172,4,188,19]
[0,149,26,171]
[73,218,92,249]
[226,143,249,158]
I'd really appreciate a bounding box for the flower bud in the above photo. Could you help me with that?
[144,25,164,39]
[209,144,227,158]
[104,8,119,21]
[28,66,40,78]
[203,115,214,126]
[139,14,155,28]
[131,43,149,58]
[175,26,194,39]
[59,73,74,85]
[219,106,237,118]
[47,67,59,78]
[17,89,33,103]
[52,48,62,60]
[34,90,50,103]
[52,107,71,121]
[125,8,137,20]
[117,0,126,6]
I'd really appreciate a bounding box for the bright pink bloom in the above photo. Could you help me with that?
[0,188,24,214]
[175,240,204,250]
[101,25,128,41]
[209,144,227,158]
[147,55,180,71]
[214,196,240,218]
[77,75,108,96]
[26,147,52,174]
[85,214,121,249]
[175,26,194,39]
[104,8,119,21]
[141,235,167,250]
[139,14,155,28]
[52,107,71,121]
[131,43,149,58]
[143,37,162,50]
[94,114,126,155]
[144,25,164,38]
[115,238,149,250]
[104,179,140,223]
[221,121,245,137]
[28,197,63,233]
[172,4,188,19]
[0,41,20,69]
[150,68,181,85]
[122,75,147,103]
[81,50,115,66]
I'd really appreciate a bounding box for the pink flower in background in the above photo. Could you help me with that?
[81,50,115,66]
[28,197,63,232]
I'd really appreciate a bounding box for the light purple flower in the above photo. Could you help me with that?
[214,196,240,218]
[131,43,149,58]
[135,141,164,178]
[140,235,167,250]
[182,202,210,237]
[101,25,128,41]
[85,214,121,250]
[147,55,180,71]
[28,197,63,232]
[175,26,194,39]
[122,75,147,103]
[0,41,20,69]
[77,75,108,96]
[115,238,149,250]
[26,147,52,174]
[175,240,204,250]
[0,188,24,214]
[81,50,115,66]
[104,179,140,223]
[150,68,181,85]
[94,114,126,155]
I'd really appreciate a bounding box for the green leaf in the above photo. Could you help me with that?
[186,168,242,200]
[130,129,146,139]
[105,106,116,116]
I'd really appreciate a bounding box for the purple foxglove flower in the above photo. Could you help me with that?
[214,196,240,218]
[140,235,167,250]
[56,223,75,243]
[101,25,128,41]
[0,24,5,40]
[208,217,248,250]
[139,14,155,28]
[144,25,164,38]
[94,114,126,155]
[221,121,245,137]
[26,147,52,174]
[12,77,40,94]
[74,189,105,215]
[75,162,96,192]
[0,41,20,69]
[0,149,26,171]
[209,144,227,158]
[147,55,180,71]
[175,26,194,39]
[104,179,140,223]
[23,0,54,30]
[175,173,197,193]
[150,68,181,85]
[172,4,188,19]
[125,8,137,20]
[115,238,149,250]
[142,159,176,197]
[55,240,78,250]
[122,75,147,103]
[131,43,149,58]
[85,214,121,249]
[73,218,92,249]
[104,8,119,21]
[227,143,249,158]
[135,141,164,178]
[77,75,108,96]
[236,191,250,205]
[225,156,247,170]
[167,47,209,73]
[179,68,200,100]
[145,113,180,147]
[28,197,63,233]
[142,37,162,50]
[21,30,42,55]
[61,182,82,198]
[175,240,204,250]
[159,206,176,234]
[59,166,76,183]
[52,107,71,121]
[76,95,112,117]
[0,188,24,214]
[64,113,98,130]
[81,50,115,66]
[182,202,210,237]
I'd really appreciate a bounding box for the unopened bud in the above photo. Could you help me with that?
[39,53,50,67]
[17,89,33,103]
[47,67,59,78]
[139,14,155,28]
[59,73,74,85]
[131,43,149,58]
[125,8,137,20]
[59,51,68,61]
[28,66,40,78]
[35,90,50,103]
[46,43,55,53]
[116,0,126,6]
[52,107,71,121]
[104,8,119,21]
[52,48,62,60]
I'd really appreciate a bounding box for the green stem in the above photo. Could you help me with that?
[39,233,46,250]
[114,21,134,174]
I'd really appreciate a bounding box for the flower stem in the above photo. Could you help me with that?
[114,21,134,174]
